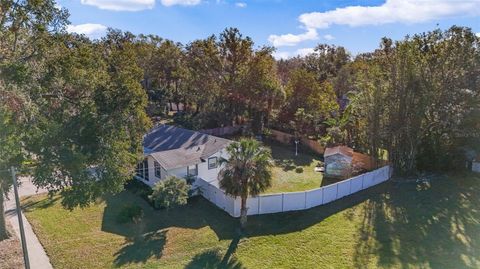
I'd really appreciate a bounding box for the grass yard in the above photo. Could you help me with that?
[22,172,480,269]
[263,140,324,193]
[225,137,325,193]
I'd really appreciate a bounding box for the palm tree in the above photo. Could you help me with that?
[219,138,273,229]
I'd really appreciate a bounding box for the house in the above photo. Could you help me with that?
[135,125,231,187]
[324,146,375,177]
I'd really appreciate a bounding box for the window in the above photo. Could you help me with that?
[136,159,149,181]
[136,162,143,178]
[143,159,149,181]
[208,157,218,170]
[187,164,198,177]
[154,161,161,178]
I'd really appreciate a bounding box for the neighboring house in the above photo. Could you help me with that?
[135,125,231,187]
[324,146,375,177]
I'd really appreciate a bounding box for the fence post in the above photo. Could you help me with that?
[281,193,284,212]
[321,187,325,204]
[336,183,339,200]
[304,191,307,209]
[349,178,352,195]
[258,196,261,215]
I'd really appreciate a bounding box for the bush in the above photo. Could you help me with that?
[125,179,153,204]
[149,176,189,209]
[117,205,144,224]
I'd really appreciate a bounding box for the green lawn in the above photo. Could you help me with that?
[22,172,480,269]
[263,140,324,193]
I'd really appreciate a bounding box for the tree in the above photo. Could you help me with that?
[280,69,338,136]
[0,0,67,240]
[26,32,151,209]
[304,44,351,83]
[218,27,254,124]
[219,139,273,228]
[0,106,24,240]
[344,27,480,174]
[242,47,284,134]
[184,36,224,127]
[149,176,189,209]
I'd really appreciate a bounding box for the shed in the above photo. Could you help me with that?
[324,146,354,177]
[473,157,480,173]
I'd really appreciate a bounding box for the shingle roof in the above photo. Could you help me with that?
[143,125,231,170]
[324,146,354,158]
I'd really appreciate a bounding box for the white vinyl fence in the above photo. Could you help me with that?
[196,165,392,218]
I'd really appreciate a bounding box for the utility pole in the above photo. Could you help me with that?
[11,167,30,269]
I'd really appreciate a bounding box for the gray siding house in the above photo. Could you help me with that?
[136,125,231,187]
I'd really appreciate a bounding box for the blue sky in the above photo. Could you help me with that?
[61,0,480,59]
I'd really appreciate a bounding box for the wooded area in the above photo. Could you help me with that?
[136,26,480,175]
[0,0,479,238]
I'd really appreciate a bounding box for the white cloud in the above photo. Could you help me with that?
[476,33,480,37]
[235,2,246,8]
[296,47,315,57]
[273,47,316,60]
[161,0,201,6]
[273,51,291,60]
[323,34,334,40]
[268,28,318,47]
[66,23,108,39]
[299,0,480,29]
[270,0,480,47]
[80,0,155,11]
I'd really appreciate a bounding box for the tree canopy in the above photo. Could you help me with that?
[0,0,479,240]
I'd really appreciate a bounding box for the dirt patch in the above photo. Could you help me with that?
[0,223,24,269]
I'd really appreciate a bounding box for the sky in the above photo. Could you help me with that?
[60,0,480,59]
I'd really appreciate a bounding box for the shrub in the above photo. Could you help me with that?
[149,176,189,209]
[125,179,153,202]
[117,205,144,224]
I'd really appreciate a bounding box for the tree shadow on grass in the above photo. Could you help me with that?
[185,247,244,269]
[100,172,480,268]
[353,172,480,269]
[184,233,243,269]
[113,230,167,267]
[21,196,61,212]
[101,193,239,266]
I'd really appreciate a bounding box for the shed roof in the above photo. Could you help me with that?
[324,146,354,158]
[143,125,231,170]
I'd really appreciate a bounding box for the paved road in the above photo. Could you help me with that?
[4,176,54,269]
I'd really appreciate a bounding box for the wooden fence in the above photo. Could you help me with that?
[270,129,325,155]
[199,125,244,137]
